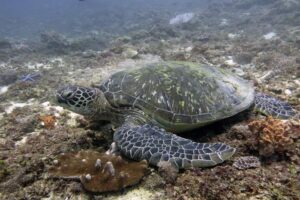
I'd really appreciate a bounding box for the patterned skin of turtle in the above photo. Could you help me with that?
[56,61,295,169]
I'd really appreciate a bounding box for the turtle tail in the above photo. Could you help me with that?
[254,93,296,119]
[114,124,235,169]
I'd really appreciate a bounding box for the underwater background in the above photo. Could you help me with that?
[0,0,299,199]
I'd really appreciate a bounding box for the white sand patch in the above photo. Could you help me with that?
[169,12,194,25]
[220,18,229,26]
[5,99,35,114]
[228,33,239,39]
[284,89,292,96]
[231,68,245,77]
[25,62,44,70]
[49,57,63,63]
[15,131,40,146]
[185,46,193,52]
[224,56,237,66]
[25,57,65,70]
[241,63,256,69]
[48,57,65,69]
[41,101,64,117]
[263,32,277,40]
[0,62,7,68]
[0,85,9,95]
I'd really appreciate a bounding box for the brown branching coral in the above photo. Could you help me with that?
[39,115,56,129]
[48,150,148,193]
[248,117,299,156]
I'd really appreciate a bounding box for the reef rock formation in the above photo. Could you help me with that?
[48,150,148,193]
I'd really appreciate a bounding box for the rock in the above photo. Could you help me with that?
[231,68,246,77]
[0,40,12,49]
[284,89,292,96]
[40,31,70,53]
[235,53,253,64]
[157,161,179,184]
[224,56,238,66]
[122,48,138,58]
[257,70,275,83]
[0,71,18,86]
[263,32,277,40]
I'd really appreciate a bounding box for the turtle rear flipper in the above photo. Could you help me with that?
[254,93,296,119]
[113,124,235,169]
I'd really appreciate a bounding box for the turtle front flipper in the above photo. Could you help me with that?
[113,124,235,169]
[254,93,296,119]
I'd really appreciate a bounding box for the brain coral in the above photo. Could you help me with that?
[48,150,148,193]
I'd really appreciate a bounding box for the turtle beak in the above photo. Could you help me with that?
[56,88,68,104]
[56,93,67,104]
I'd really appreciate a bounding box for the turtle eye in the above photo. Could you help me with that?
[62,90,74,99]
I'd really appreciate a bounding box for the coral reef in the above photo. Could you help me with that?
[166,162,300,200]
[48,150,149,193]
[0,160,10,180]
[40,31,70,53]
[233,156,261,170]
[38,115,56,129]
[157,161,179,184]
[0,71,18,86]
[248,117,299,157]
[0,0,299,199]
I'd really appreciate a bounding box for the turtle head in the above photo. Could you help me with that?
[56,85,107,117]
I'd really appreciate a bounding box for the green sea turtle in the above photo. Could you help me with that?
[56,61,295,169]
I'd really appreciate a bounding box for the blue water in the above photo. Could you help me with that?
[0,0,208,40]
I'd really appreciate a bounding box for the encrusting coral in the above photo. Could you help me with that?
[48,150,148,193]
[39,115,56,129]
[248,117,299,156]
[157,161,179,184]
